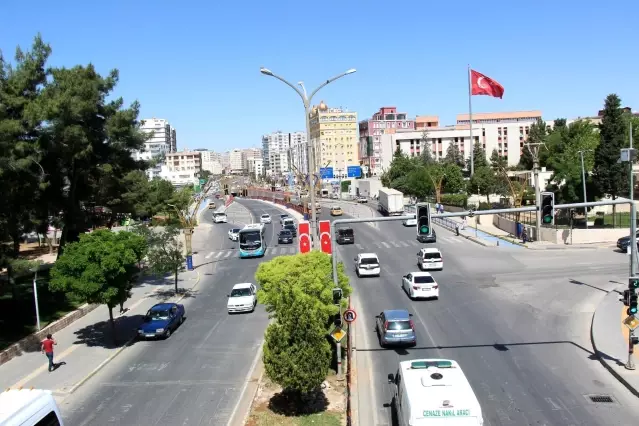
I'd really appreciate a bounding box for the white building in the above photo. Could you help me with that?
[198,150,223,175]
[229,149,244,174]
[242,148,262,171]
[220,151,230,169]
[133,118,177,179]
[160,150,202,186]
[261,131,306,175]
[378,111,542,170]
[248,158,264,180]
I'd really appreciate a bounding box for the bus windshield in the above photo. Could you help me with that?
[239,231,262,250]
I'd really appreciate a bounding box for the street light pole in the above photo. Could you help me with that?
[260,67,356,248]
[578,150,590,229]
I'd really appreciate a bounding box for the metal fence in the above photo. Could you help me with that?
[498,210,639,229]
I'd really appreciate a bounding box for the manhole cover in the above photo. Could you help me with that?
[585,394,616,404]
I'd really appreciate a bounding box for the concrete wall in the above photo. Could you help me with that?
[493,214,629,244]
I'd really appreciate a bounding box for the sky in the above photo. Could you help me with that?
[2,0,638,152]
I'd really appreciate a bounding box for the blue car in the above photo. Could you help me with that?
[137,302,186,339]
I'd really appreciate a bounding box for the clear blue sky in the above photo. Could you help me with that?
[2,0,638,152]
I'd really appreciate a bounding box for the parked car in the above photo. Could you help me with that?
[137,303,186,339]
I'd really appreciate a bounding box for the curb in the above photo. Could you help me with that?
[433,219,491,247]
[590,285,639,399]
[68,269,201,395]
[228,344,265,426]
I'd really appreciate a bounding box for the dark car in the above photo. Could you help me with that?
[137,302,186,339]
[337,228,354,245]
[417,228,437,243]
[278,229,294,244]
[375,309,416,347]
[617,231,639,251]
[284,223,297,236]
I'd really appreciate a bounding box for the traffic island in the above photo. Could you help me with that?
[245,373,346,426]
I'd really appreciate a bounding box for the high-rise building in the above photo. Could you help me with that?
[248,158,264,180]
[220,151,231,169]
[242,148,262,171]
[195,149,223,175]
[229,149,244,174]
[359,106,415,177]
[261,131,306,175]
[133,118,176,179]
[160,150,202,186]
[309,101,358,179]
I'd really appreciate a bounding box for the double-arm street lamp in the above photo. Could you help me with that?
[260,67,356,248]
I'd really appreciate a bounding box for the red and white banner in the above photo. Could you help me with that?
[319,220,332,255]
[298,221,311,254]
[225,195,234,208]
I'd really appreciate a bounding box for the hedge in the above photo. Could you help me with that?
[440,194,468,208]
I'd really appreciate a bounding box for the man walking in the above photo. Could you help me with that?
[41,334,57,372]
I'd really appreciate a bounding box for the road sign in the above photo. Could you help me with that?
[624,315,639,331]
[319,220,332,255]
[199,178,207,186]
[347,166,361,178]
[320,167,334,179]
[330,326,347,343]
[298,221,311,254]
[186,255,193,271]
[343,309,357,323]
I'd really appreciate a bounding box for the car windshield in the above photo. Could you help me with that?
[414,275,436,284]
[280,230,292,236]
[387,320,411,331]
[231,288,252,297]
[214,213,226,217]
[284,224,295,230]
[231,228,240,233]
[239,231,261,248]
[339,229,353,236]
[423,253,442,260]
[261,215,269,218]
[280,215,288,219]
[148,309,170,320]
[360,257,379,265]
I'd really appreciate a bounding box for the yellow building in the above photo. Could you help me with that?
[309,101,359,178]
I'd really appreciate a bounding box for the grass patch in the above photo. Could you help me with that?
[247,411,342,426]
[0,267,83,350]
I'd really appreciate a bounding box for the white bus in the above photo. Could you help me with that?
[238,223,266,258]
[387,359,484,425]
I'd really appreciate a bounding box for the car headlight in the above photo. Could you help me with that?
[156,328,164,333]
[138,330,144,334]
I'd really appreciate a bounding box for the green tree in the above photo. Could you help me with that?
[198,170,212,181]
[518,118,548,170]
[256,251,351,320]
[442,163,465,194]
[593,94,629,225]
[262,290,332,398]
[489,149,507,172]
[444,142,464,168]
[467,142,488,170]
[419,130,434,165]
[405,167,432,199]
[146,226,186,294]
[50,230,139,341]
[380,148,421,190]
[469,166,496,203]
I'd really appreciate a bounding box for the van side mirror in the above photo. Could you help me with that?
[226,294,230,298]
[409,313,413,317]
[387,373,395,383]
[354,257,358,261]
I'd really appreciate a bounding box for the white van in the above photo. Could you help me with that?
[387,359,484,426]
[0,388,64,426]
[417,248,443,271]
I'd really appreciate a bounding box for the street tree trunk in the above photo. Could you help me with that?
[174,267,179,294]
[108,305,118,346]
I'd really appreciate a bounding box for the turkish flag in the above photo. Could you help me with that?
[470,70,504,99]
[298,221,311,254]
[318,220,332,255]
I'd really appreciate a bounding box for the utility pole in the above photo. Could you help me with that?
[578,150,589,229]
[526,142,544,241]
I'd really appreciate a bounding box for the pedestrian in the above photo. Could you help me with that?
[435,202,441,213]
[41,333,57,372]
[461,216,467,230]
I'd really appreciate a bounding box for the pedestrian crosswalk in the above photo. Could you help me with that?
[351,237,469,251]
[203,246,299,260]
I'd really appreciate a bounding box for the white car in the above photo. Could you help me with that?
[260,214,272,224]
[279,214,290,225]
[213,212,228,223]
[228,228,240,241]
[417,248,443,270]
[402,272,439,300]
[355,253,381,277]
[227,283,257,313]
[403,214,417,227]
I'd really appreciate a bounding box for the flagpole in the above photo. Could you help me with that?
[467,65,474,176]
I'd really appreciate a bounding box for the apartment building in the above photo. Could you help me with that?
[195,150,223,175]
[248,158,264,180]
[242,148,262,171]
[261,131,306,175]
[378,110,543,170]
[309,101,358,179]
[133,118,177,179]
[160,150,202,186]
[359,106,415,177]
[229,149,244,174]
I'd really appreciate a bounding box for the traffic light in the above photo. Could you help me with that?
[332,288,342,305]
[416,203,431,236]
[541,192,555,225]
[333,313,342,327]
[623,289,632,306]
[630,277,639,290]
[629,292,638,316]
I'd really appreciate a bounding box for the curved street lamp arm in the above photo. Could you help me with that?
[308,70,354,104]
[264,71,306,103]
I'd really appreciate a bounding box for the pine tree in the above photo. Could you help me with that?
[444,142,464,168]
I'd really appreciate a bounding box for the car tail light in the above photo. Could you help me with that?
[413,285,420,290]
[433,285,438,289]
[409,320,415,330]
[384,321,389,330]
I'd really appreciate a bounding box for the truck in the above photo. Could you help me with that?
[357,179,383,199]
[378,188,404,216]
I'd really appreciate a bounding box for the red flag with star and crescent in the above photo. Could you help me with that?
[470,70,504,99]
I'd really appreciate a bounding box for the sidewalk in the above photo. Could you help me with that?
[432,216,523,248]
[0,268,201,397]
[591,284,639,397]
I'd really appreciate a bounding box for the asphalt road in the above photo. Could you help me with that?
[325,200,639,426]
[59,197,292,426]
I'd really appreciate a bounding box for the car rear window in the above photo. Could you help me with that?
[261,214,269,218]
[280,230,291,236]
[423,252,442,260]
[360,257,379,264]
[414,276,435,284]
[339,229,353,236]
[387,320,411,331]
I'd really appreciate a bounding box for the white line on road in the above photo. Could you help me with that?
[206,252,214,259]
[226,340,264,426]
[215,251,224,258]
[381,242,391,249]
[224,251,232,258]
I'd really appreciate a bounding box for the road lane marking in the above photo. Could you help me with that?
[390,241,400,248]
[381,242,391,249]
[215,251,224,258]
[224,251,232,258]
[206,252,214,259]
